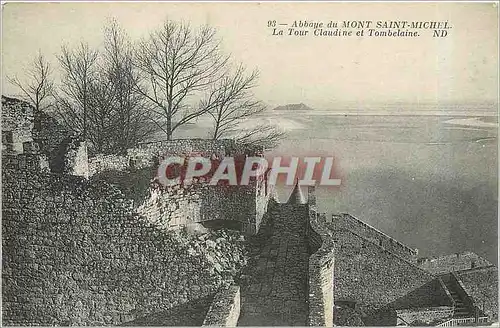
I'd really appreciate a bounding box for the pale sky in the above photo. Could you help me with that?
[2,2,498,110]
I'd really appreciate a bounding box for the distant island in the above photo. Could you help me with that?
[272,103,314,111]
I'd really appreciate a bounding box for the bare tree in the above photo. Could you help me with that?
[206,65,265,140]
[206,64,285,149]
[7,51,54,112]
[134,20,228,140]
[102,19,155,154]
[85,73,116,153]
[54,42,99,139]
[53,23,156,155]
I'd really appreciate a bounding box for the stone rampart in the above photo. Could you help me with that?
[330,227,433,316]
[307,186,335,327]
[330,213,418,261]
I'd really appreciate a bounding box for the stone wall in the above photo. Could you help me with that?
[62,138,89,178]
[1,152,50,174]
[88,138,270,235]
[455,266,498,320]
[103,175,268,236]
[106,175,268,235]
[202,286,241,326]
[330,213,418,261]
[2,152,247,326]
[200,183,268,234]
[126,139,259,170]
[2,96,88,177]
[32,111,73,172]
[418,252,493,275]
[307,186,335,327]
[88,154,129,176]
[1,96,34,153]
[329,226,434,318]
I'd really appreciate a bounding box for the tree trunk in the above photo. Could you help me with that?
[166,116,172,140]
[212,126,219,140]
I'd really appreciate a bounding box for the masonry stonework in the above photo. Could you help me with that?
[329,226,433,317]
[2,152,248,325]
[88,138,270,235]
[1,96,34,153]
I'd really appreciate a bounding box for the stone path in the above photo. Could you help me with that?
[237,204,309,326]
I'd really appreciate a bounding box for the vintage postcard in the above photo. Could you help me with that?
[1,2,498,327]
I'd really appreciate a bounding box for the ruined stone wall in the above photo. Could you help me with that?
[2,96,267,324]
[91,168,211,232]
[88,154,129,176]
[127,139,237,169]
[2,153,247,326]
[138,183,206,230]
[2,96,34,153]
[201,184,260,233]
[200,175,269,235]
[92,171,268,236]
[88,138,269,235]
[32,110,72,169]
[455,266,498,320]
[114,178,265,235]
[62,138,89,177]
[329,227,433,316]
[2,96,87,176]
[1,153,49,175]
[330,214,418,261]
[136,181,258,233]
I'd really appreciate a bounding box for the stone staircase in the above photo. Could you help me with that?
[447,286,470,318]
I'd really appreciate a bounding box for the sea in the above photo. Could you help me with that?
[177,104,498,264]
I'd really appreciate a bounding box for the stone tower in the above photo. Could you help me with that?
[287,180,306,204]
